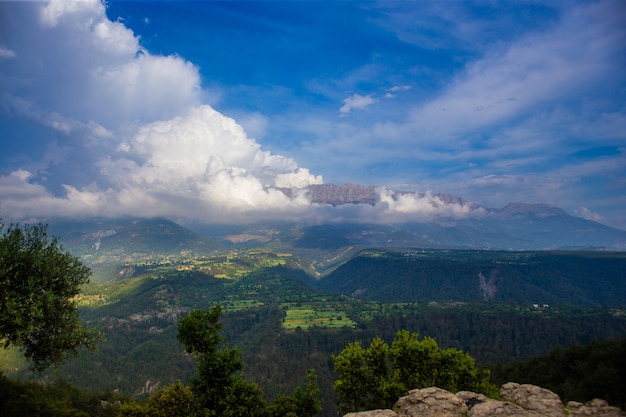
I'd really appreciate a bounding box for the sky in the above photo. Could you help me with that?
[0,0,625,229]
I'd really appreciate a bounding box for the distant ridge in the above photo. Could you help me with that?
[42,185,625,253]
[271,183,626,250]
[493,202,569,217]
[46,217,222,281]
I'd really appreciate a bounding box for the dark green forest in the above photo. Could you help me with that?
[2,315,625,416]
[1,244,626,416]
[491,337,626,409]
[317,249,626,306]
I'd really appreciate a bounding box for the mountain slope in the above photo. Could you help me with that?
[48,217,221,254]
[270,184,626,250]
[46,218,222,281]
[316,249,626,307]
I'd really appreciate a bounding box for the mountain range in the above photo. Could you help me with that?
[248,184,625,251]
[43,184,625,261]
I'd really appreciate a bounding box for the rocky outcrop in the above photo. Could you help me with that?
[567,399,626,417]
[307,183,378,206]
[394,387,468,417]
[344,383,625,417]
[498,382,564,416]
[344,411,399,417]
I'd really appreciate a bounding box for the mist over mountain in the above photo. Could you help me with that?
[43,184,625,255]
[268,184,626,251]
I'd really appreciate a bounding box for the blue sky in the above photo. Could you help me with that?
[0,0,625,229]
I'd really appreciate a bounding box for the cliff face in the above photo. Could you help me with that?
[345,383,625,417]
[306,183,378,205]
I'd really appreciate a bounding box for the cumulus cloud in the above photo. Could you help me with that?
[339,93,377,115]
[1,0,201,133]
[0,1,323,223]
[275,169,323,189]
[0,105,328,224]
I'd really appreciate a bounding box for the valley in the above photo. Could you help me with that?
[2,217,626,416]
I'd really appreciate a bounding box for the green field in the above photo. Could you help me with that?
[281,303,356,329]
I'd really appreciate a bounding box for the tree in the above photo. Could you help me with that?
[177,306,266,417]
[333,330,496,413]
[390,330,440,389]
[266,368,322,417]
[118,382,200,417]
[332,341,370,412]
[0,222,99,371]
[176,305,322,417]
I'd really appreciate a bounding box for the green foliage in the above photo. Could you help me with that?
[0,223,100,371]
[333,330,496,413]
[266,369,322,417]
[176,305,321,417]
[0,372,122,417]
[118,382,201,417]
[317,249,626,307]
[177,306,263,416]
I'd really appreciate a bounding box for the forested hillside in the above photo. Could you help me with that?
[316,249,626,307]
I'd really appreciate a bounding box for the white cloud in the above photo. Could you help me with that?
[2,0,201,133]
[39,0,103,28]
[0,105,327,224]
[376,187,484,222]
[0,46,16,59]
[1,1,623,229]
[385,85,412,98]
[574,206,604,223]
[406,0,624,145]
[339,93,377,115]
[275,168,323,189]
[0,1,320,223]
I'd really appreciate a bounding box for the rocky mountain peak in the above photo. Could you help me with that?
[307,183,378,206]
[496,202,569,218]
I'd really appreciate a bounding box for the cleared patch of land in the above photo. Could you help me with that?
[281,303,356,329]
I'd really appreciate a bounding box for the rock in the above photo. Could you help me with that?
[457,390,490,407]
[459,388,549,417]
[499,382,565,416]
[343,383,625,417]
[568,398,626,416]
[469,399,544,417]
[344,410,402,417]
[394,387,468,417]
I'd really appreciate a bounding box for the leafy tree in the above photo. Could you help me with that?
[391,330,440,389]
[175,305,322,417]
[0,222,99,371]
[333,330,496,412]
[177,306,266,417]
[332,340,370,412]
[266,368,322,417]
